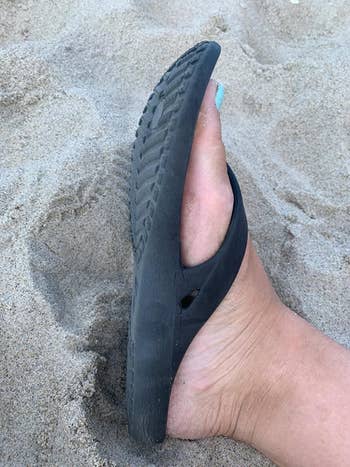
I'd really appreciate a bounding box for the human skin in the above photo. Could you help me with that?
[166,79,350,466]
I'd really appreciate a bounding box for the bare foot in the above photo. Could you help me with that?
[167,80,288,442]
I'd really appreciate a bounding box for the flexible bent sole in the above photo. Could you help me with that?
[127,41,248,443]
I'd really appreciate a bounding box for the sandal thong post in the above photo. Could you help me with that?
[127,41,248,443]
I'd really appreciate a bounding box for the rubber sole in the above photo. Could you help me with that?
[127,41,248,444]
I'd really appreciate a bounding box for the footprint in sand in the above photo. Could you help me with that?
[27,156,132,428]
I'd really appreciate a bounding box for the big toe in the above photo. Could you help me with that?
[181,79,234,267]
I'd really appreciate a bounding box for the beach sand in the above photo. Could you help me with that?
[1,0,349,465]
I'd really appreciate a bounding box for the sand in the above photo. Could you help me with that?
[1,0,349,465]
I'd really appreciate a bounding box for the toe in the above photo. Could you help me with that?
[181,79,234,267]
[192,79,222,150]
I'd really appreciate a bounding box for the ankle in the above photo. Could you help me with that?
[227,304,304,446]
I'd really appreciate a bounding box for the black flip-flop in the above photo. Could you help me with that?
[127,41,248,443]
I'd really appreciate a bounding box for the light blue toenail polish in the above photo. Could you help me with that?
[215,82,224,110]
